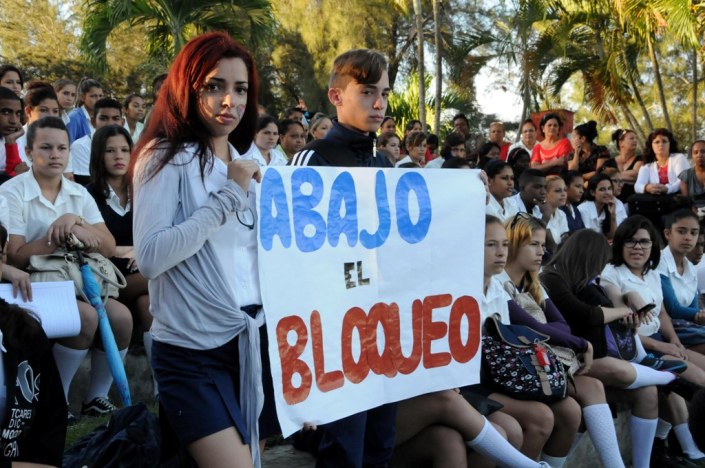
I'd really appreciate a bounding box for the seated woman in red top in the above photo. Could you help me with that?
[530,113,572,175]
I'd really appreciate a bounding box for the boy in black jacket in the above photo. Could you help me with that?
[289,49,395,467]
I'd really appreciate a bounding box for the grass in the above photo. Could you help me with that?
[65,414,111,448]
[65,401,159,448]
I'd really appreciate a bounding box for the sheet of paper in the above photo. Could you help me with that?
[0,281,80,338]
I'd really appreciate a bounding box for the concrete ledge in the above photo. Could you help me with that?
[69,349,631,467]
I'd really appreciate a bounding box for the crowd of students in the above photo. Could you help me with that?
[2,31,705,468]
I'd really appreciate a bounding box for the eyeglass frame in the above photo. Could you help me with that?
[624,238,653,249]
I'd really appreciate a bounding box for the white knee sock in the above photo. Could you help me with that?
[583,404,625,468]
[539,453,566,467]
[84,348,128,403]
[466,417,545,467]
[674,423,705,459]
[634,336,648,362]
[630,415,657,468]
[626,362,676,389]
[567,432,586,457]
[52,344,89,402]
[143,332,158,396]
[655,418,672,439]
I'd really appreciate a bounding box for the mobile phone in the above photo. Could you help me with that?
[636,303,656,315]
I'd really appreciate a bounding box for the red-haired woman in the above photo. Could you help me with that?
[132,32,265,467]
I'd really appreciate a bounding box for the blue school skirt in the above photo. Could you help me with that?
[152,336,249,446]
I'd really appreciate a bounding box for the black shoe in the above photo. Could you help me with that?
[651,437,680,468]
[640,354,688,374]
[81,396,117,417]
[665,377,703,401]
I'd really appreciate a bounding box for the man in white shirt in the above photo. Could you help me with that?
[70,98,124,185]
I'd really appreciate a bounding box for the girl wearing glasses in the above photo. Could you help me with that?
[541,228,687,468]
[601,215,705,464]
[132,32,264,467]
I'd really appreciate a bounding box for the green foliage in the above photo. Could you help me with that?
[388,72,463,138]
[80,0,275,74]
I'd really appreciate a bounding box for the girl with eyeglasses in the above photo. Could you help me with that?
[601,216,705,386]
[541,228,689,468]
[602,215,705,464]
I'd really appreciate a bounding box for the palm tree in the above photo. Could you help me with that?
[433,0,442,135]
[613,0,698,133]
[413,0,427,133]
[81,0,274,74]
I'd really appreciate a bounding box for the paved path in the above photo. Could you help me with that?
[263,444,315,467]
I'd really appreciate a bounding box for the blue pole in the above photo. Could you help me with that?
[79,263,132,406]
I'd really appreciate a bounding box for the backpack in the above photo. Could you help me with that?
[63,403,160,468]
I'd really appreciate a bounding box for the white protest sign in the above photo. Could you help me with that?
[257,166,485,436]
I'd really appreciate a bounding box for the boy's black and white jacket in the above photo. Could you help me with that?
[289,120,392,168]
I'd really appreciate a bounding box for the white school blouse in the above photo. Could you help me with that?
[0,170,103,243]
[600,263,662,336]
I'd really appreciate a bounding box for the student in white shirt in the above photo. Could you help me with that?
[70,98,124,185]
[241,115,287,167]
[66,78,104,143]
[122,93,145,142]
[656,209,705,462]
[578,173,625,240]
[600,215,705,388]
[396,131,426,167]
[485,160,517,223]
[1,116,131,423]
[16,81,61,174]
[543,175,569,246]
[53,78,76,125]
[658,209,705,352]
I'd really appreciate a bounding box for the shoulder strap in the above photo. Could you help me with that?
[304,139,360,167]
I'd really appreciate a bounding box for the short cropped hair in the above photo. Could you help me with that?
[93,98,122,118]
[329,49,388,90]
[0,86,21,103]
[26,116,68,150]
[518,168,545,190]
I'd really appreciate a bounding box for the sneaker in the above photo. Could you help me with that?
[640,354,688,374]
[81,396,118,417]
[67,411,77,426]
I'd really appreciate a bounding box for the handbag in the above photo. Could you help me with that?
[503,282,582,376]
[27,248,126,303]
[481,314,568,403]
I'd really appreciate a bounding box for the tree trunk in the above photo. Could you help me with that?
[648,37,672,132]
[432,0,442,135]
[413,0,426,133]
[619,102,647,147]
[627,68,654,133]
[693,47,698,143]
